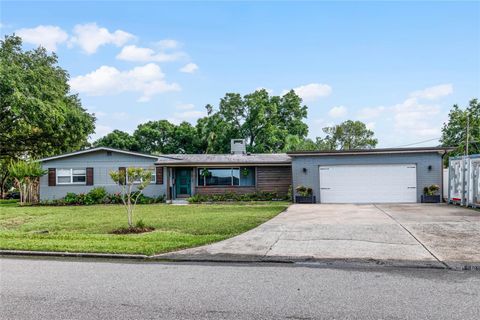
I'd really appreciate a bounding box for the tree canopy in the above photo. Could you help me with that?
[94,130,140,152]
[318,120,378,150]
[94,89,312,154]
[283,121,378,151]
[441,98,479,159]
[93,89,380,154]
[0,35,95,159]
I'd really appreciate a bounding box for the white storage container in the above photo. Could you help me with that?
[466,155,480,208]
[448,156,466,205]
[448,154,480,207]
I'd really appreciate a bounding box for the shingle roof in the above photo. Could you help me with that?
[156,153,291,165]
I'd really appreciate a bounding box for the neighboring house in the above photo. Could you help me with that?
[39,140,452,204]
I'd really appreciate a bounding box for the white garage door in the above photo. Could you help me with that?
[319,164,417,203]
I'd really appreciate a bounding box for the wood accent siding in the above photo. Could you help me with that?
[196,186,256,195]
[256,166,292,195]
[194,166,292,196]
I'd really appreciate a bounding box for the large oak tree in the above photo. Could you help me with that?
[0,35,95,159]
[196,89,309,153]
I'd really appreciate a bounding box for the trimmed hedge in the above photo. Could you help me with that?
[40,187,165,206]
[187,191,290,203]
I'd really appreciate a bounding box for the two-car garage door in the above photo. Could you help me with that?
[319,164,417,203]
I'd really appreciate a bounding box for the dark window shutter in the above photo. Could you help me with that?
[48,168,56,186]
[156,167,164,184]
[86,168,94,185]
[118,167,126,185]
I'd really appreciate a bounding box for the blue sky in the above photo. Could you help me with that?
[2,1,479,147]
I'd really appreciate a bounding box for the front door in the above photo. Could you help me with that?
[175,169,191,197]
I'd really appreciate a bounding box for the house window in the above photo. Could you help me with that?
[127,168,156,184]
[197,167,255,186]
[57,168,86,185]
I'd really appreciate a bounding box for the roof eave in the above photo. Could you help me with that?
[287,147,456,157]
[155,162,292,166]
[39,147,159,162]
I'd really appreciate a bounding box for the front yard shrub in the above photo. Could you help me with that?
[64,192,80,205]
[87,187,107,203]
[187,191,289,203]
[39,191,165,206]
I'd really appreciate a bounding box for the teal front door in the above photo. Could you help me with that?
[175,169,191,197]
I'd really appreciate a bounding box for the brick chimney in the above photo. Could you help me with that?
[231,139,246,155]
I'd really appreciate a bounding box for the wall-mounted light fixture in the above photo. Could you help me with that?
[303,168,307,173]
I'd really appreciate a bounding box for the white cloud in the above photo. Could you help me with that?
[15,25,68,51]
[354,84,452,146]
[116,44,185,62]
[91,124,113,141]
[176,103,195,110]
[69,23,134,54]
[328,105,347,118]
[168,110,206,124]
[69,63,180,102]
[157,39,180,49]
[285,83,332,102]
[392,97,441,138]
[179,62,199,73]
[409,84,453,100]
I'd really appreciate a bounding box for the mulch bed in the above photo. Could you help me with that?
[111,227,155,234]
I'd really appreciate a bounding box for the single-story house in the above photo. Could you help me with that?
[38,139,452,203]
[39,139,292,202]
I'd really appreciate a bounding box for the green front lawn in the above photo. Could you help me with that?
[0,202,288,255]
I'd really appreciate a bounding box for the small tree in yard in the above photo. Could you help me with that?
[8,160,46,205]
[109,168,152,228]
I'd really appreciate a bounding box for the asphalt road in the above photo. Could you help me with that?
[1,257,479,320]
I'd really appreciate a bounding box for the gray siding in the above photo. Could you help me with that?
[40,150,166,200]
[291,152,443,203]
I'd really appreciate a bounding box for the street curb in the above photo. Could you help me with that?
[0,250,149,260]
[154,253,449,270]
[3,249,479,271]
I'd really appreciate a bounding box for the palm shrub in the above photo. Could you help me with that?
[8,160,46,205]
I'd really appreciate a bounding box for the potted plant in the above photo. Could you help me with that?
[295,185,315,203]
[421,184,441,203]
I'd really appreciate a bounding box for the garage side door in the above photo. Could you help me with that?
[319,164,417,203]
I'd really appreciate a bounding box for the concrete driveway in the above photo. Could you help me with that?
[158,204,480,269]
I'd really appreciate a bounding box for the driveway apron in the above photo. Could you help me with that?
[158,204,480,268]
